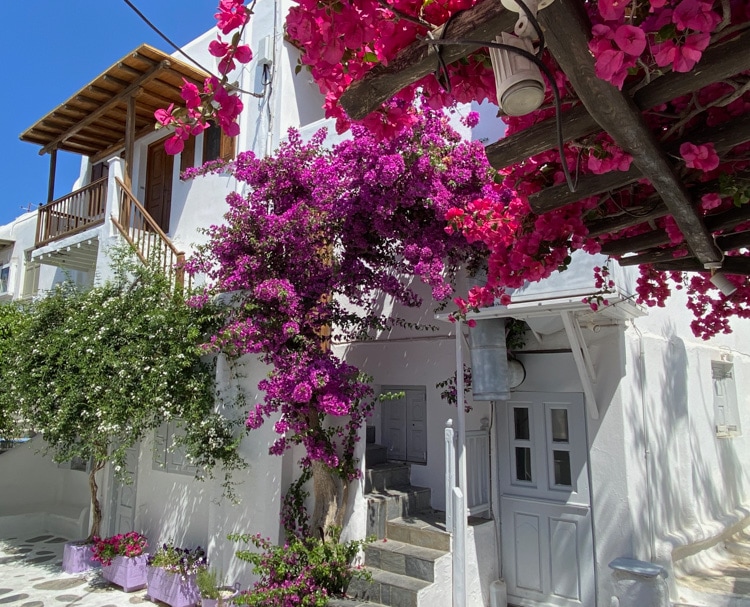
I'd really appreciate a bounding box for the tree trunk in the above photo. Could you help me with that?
[310,460,350,540]
[86,460,106,541]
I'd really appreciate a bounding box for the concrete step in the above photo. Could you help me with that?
[364,538,446,582]
[367,486,432,539]
[328,599,387,607]
[365,462,410,493]
[366,444,388,467]
[347,566,431,607]
[386,511,451,552]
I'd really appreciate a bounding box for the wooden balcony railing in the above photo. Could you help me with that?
[111,178,186,289]
[35,177,108,247]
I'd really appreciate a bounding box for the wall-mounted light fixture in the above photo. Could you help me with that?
[710,270,738,296]
[489,33,545,116]
[487,0,556,116]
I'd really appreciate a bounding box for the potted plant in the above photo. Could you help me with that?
[92,531,148,592]
[146,543,207,607]
[196,567,240,607]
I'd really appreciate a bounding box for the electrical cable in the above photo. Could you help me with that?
[425,37,576,194]
[120,0,265,98]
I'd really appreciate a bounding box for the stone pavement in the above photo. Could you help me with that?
[0,533,149,607]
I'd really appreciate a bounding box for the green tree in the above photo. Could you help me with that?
[0,251,245,540]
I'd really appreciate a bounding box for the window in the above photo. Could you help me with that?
[22,252,40,299]
[203,125,236,163]
[713,361,741,438]
[180,135,196,173]
[512,406,535,485]
[0,265,9,295]
[153,420,199,476]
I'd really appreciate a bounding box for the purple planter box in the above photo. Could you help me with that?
[146,567,199,607]
[102,554,148,592]
[62,541,100,573]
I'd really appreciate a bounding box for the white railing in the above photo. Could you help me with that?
[446,421,492,522]
[445,419,456,532]
[466,429,491,516]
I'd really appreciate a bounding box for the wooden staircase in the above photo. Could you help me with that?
[111,177,187,288]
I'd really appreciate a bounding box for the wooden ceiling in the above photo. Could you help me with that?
[339,0,750,275]
[20,44,208,162]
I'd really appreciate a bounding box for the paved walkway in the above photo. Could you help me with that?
[0,533,148,607]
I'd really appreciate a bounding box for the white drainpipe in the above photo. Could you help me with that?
[453,319,467,607]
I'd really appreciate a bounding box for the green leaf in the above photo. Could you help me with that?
[655,23,677,42]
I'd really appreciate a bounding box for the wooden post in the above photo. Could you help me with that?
[47,148,58,203]
[124,93,138,190]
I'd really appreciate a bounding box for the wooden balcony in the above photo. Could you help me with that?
[35,178,107,247]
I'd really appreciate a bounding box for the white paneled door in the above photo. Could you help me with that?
[498,393,595,607]
[381,386,427,464]
[109,444,139,536]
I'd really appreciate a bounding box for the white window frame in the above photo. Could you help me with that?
[153,419,199,476]
[713,361,741,438]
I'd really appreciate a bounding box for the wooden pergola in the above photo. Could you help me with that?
[20,44,208,201]
[338,0,750,276]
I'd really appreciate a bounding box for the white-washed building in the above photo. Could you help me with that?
[1,3,749,606]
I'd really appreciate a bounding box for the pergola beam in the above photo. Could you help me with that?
[39,60,169,155]
[339,0,516,120]
[486,28,750,169]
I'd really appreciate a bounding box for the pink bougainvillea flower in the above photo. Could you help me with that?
[208,39,230,58]
[680,141,720,171]
[164,134,185,155]
[700,193,722,211]
[652,40,677,67]
[614,25,647,56]
[672,0,722,32]
[180,80,201,109]
[598,0,629,21]
[594,48,625,84]
[672,32,710,72]
[154,104,175,126]
[215,0,248,34]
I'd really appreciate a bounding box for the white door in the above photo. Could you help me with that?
[498,393,595,607]
[109,445,139,535]
[381,386,427,464]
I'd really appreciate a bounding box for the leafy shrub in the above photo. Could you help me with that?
[229,528,372,607]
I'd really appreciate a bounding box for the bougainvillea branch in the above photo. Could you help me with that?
[185,107,498,515]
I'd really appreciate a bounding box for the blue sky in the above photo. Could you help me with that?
[0,1,219,226]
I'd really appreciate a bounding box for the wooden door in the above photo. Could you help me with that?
[109,444,139,536]
[498,393,595,607]
[145,139,174,233]
[381,386,427,464]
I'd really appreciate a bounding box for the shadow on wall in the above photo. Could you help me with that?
[0,435,90,538]
[138,474,211,551]
[646,322,750,562]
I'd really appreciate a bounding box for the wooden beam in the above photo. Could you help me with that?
[529,166,641,214]
[536,0,728,266]
[90,123,155,165]
[40,60,169,155]
[339,0,516,120]
[586,204,668,238]
[653,257,750,276]
[486,28,750,169]
[600,229,671,257]
[528,111,750,214]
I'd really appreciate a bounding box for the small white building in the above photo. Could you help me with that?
[1,3,749,606]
